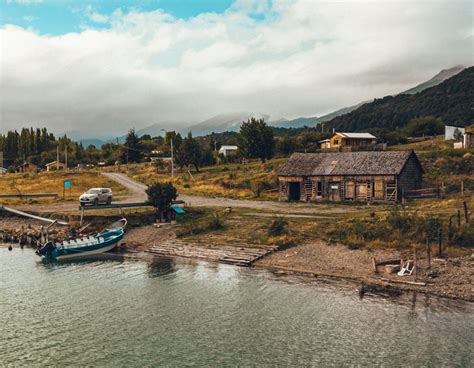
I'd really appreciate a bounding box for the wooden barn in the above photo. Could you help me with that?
[278,151,423,203]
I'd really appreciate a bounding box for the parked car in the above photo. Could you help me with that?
[79,188,113,207]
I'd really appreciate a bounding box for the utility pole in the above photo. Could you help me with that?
[170,137,174,178]
[56,145,59,170]
[65,146,68,170]
[161,129,174,178]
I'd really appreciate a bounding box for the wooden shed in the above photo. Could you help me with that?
[278,151,423,203]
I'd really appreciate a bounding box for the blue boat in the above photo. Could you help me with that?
[36,220,126,261]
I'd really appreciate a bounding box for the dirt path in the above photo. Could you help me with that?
[102,172,353,215]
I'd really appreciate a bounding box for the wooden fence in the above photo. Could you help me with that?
[402,187,441,201]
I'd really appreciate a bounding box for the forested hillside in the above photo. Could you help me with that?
[326,67,473,132]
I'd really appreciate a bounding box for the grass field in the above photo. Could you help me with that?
[125,158,287,200]
[0,170,127,204]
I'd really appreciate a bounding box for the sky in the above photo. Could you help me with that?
[0,0,473,138]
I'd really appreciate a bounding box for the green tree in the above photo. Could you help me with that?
[238,118,275,162]
[453,128,464,142]
[146,182,178,222]
[402,116,444,137]
[121,128,143,163]
[275,136,298,156]
[178,132,203,172]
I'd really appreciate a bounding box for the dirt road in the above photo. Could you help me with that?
[102,172,352,214]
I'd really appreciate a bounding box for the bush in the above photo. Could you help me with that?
[268,217,288,236]
[452,224,474,248]
[207,213,224,230]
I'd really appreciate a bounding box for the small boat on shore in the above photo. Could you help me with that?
[36,219,126,261]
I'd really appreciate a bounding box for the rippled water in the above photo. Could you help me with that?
[1,246,473,366]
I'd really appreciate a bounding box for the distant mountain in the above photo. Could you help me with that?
[134,121,189,139]
[400,65,465,95]
[187,112,270,136]
[60,65,468,142]
[326,66,473,132]
[270,116,320,128]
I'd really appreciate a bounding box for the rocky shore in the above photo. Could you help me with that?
[2,216,472,302]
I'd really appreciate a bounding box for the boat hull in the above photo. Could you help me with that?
[55,242,118,261]
[39,229,125,262]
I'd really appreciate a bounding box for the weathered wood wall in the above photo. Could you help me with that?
[398,155,423,198]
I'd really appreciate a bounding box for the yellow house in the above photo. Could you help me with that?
[46,161,66,171]
[325,132,376,149]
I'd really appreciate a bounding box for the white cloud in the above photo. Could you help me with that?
[0,0,472,137]
[7,0,43,4]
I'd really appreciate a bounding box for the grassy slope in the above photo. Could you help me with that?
[0,170,127,204]
[389,136,473,191]
[126,158,287,200]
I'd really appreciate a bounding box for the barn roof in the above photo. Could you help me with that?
[278,151,421,176]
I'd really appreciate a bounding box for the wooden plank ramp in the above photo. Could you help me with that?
[147,239,279,267]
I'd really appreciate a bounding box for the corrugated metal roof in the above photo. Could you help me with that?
[335,132,376,139]
[219,145,238,150]
[278,151,421,176]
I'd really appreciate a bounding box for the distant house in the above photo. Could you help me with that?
[218,145,238,157]
[0,167,8,174]
[319,139,331,149]
[454,125,474,149]
[17,162,38,173]
[45,161,66,172]
[278,151,423,203]
[445,125,465,140]
[321,132,376,150]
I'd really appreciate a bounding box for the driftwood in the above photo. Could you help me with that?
[381,277,426,286]
[372,257,402,272]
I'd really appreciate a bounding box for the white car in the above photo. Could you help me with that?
[79,188,113,207]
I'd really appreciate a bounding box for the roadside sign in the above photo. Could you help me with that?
[64,180,71,188]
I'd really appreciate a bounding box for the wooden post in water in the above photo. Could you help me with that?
[463,201,469,223]
[80,207,84,227]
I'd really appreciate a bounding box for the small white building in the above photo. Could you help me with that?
[0,167,7,174]
[445,125,465,140]
[218,145,238,157]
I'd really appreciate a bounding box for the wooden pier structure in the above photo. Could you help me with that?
[147,239,279,267]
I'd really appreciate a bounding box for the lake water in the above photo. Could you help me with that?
[1,246,472,367]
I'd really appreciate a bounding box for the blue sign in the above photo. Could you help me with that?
[64,180,71,188]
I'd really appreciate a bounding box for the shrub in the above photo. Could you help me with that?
[207,213,224,230]
[452,224,474,248]
[268,217,288,237]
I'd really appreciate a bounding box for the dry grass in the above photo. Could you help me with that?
[125,158,286,200]
[389,136,454,152]
[176,207,324,249]
[0,170,127,204]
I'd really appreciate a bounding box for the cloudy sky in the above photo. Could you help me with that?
[0,0,472,138]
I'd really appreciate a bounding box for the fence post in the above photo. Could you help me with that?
[448,217,453,244]
[426,237,431,270]
[414,248,418,281]
[461,181,464,196]
[457,210,461,227]
[437,227,443,257]
[463,201,469,223]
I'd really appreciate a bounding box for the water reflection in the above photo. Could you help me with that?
[146,257,176,279]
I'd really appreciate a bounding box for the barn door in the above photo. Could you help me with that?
[374,180,384,199]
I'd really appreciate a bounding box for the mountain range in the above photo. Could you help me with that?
[327,66,473,132]
[73,65,466,147]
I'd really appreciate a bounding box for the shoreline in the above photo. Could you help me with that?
[1,216,472,303]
